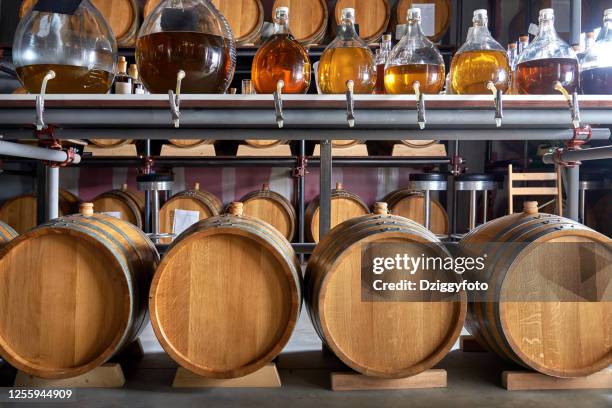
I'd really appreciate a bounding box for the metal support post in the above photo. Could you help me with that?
[319,139,332,239]
[567,166,580,221]
[45,166,59,221]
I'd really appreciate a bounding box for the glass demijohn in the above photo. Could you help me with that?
[374,34,392,94]
[136,0,236,94]
[384,8,445,95]
[580,9,612,95]
[318,8,376,94]
[252,7,311,94]
[449,9,510,94]
[515,9,579,94]
[13,0,117,94]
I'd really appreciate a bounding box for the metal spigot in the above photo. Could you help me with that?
[413,81,426,130]
[36,70,56,131]
[168,70,186,128]
[274,80,285,128]
[554,81,580,129]
[345,80,355,128]
[486,81,503,128]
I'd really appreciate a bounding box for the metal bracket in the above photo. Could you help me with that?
[168,70,186,128]
[345,80,355,128]
[487,81,503,127]
[554,81,580,129]
[35,70,56,131]
[293,155,308,178]
[274,80,285,128]
[413,81,426,130]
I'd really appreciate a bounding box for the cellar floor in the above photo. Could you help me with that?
[1,311,610,408]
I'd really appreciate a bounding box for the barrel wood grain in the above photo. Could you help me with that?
[240,184,296,241]
[334,0,391,43]
[383,189,449,235]
[395,0,452,43]
[92,185,144,228]
[272,0,328,44]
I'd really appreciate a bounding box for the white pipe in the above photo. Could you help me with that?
[543,145,612,164]
[0,140,81,164]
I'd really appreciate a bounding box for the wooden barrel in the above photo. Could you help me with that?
[589,192,611,237]
[272,0,328,44]
[91,184,145,228]
[394,0,451,43]
[0,221,17,249]
[305,182,369,242]
[383,189,449,235]
[150,202,302,378]
[89,139,134,148]
[240,184,296,241]
[144,0,264,45]
[168,139,213,148]
[333,0,391,44]
[306,202,466,378]
[0,203,158,379]
[159,183,223,243]
[20,0,141,47]
[332,140,363,148]
[400,139,438,148]
[244,140,285,148]
[460,201,612,378]
[0,189,80,234]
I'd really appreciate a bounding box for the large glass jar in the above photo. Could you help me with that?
[580,9,612,95]
[515,9,579,95]
[318,8,376,94]
[252,7,311,94]
[449,9,510,94]
[13,0,116,94]
[136,0,236,94]
[385,8,445,95]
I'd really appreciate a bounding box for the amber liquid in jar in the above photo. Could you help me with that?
[515,58,579,94]
[450,50,510,94]
[252,34,311,94]
[384,64,445,94]
[136,31,234,94]
[16,64,113,94]
[318,47,376,94]
[374,64,386,94]
[580,67,612,95]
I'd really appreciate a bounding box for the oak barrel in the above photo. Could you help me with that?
[89,139,134,148]
[383,188,449,235]
[240,184,296,241]
[305,182,369,242]
[272,0,328,44]
[0,190,80,234]
[91,184,145,228]
[590,192,611,237]
[306,202,466,378]
[168,139,213,148]
[332,140,363,148]
[144,0,264,45]
[244,140,286,148]
[150,202,302,379]
[20,0,141,47]
[460,202,612,378]
[0,203,158,379]
[0,222,17,249]
[159,183,223,243]
[394,0,451,43]
[333,0,391,43]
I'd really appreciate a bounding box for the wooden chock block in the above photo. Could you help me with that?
[14,364,125,388]
[392,143,447,157]
[113,338,145,361]
[313,144,369,157]
[502,369,612,391]
[172,363,282,388]
[460,335,487,352]
[84,144,138,157]
[161,143,216,157]
[331,369,447,391]
[236,144,292,157]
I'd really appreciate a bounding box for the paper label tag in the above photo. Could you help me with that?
[34,0,83,15]
[115,82,132,95]
[102,212,122,219]
[418,4,436,37]
[172,209,200,237]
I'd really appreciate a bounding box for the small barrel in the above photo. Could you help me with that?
[159,183,223,242]
[0,221,17,249]
[0,203,159,379]
[91,184,145,228]
[144,0,264,45]
[394,0,452,43]
[168,139,213,148]
[332,140,363,148]
[0,189,80,234]
[240,184,296,241]
[383,189,449,235]
[460,202,612,378]
[333,0,391,44]
[306,182,369,242]
[20,0,141,47]
[272,0,328,44]
[150,202,302,379]
[89,139,134,149]
[306,203,466,378]
[244,140,286,148]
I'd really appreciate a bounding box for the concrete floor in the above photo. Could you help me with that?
[1,311,610,408]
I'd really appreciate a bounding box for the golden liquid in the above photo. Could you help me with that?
[450,50,510,94]
[252,34,311,94]
[384,64,446,94]
[16,64,113,94]
[318,47,376,94]
[516,58,579,95]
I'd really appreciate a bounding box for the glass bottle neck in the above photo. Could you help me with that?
[535,18,560,41]
[602,20,612,40]
[273,17,290,35]
[338,18,359,39]
[405,19,426,41]
[468,20,492,42]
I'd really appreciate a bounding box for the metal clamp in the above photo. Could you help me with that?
[35,70,56,131]
[274,80,285,128]
[486,81,503,128]
[168,70,186,128]
[293,155,308,178]
[345,80,355,128]
[413,81,426,130]
[554,81,580,129]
